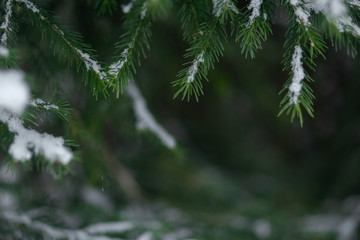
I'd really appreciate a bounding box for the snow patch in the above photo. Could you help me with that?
[186,51,205,83]
[126,81,176,149]
[247,0,263,27]
[289,45,305,104]
[0,70,30,114]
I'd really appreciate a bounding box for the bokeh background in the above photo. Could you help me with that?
[1,0,360,239]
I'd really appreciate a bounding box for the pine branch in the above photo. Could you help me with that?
[278,15,326,125]
[173,1,230,101]
[13,0,108,98]
[108,0,171,97]
[235,0,273,59]
[0,0,14,47]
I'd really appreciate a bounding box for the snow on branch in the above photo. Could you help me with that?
[288,45,305,104]
[247,0,263,27]
[289,0,311,26]
[30,98,59,110]
[109,45,131,76]
[212,0,239,17]
[0,0,13,47]
[0,70,72,164]
[2,210,134,240]
[186,51,204,84]
[126,81,176,149]
[14,0,107,80]
[122,0,137,14]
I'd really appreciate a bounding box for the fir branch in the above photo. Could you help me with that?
[174,1,230,101]
[28,98,71,121]
[178,0,207,42]
[0,0,13,47]
[109,0,170,96]
[212,0,239,19]
[279,20,326,125]
[13,0,108,98]
[236,0,273,59]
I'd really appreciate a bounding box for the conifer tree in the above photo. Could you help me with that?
[2,0,360,239]
[0,0,360,164]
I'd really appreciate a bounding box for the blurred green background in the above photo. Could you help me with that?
[1,0,360,239]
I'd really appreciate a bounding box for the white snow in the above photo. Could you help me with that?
[16,0,40,13]
[30,98,59,110]
[0,0,13,46]
[348,0,360,8]
[0,110,73,164]
[75,48,106,80]
[137,232,153,240]
[141,1,148,19]
[0,70,30,114]
[122,0,137,14]
[288,0,311,26]
[186,51,205,83]
[247,0,263,27]
[0,45,9,57]
[288,45,305,104]
[85,221,134,234]
[252,219,271,238]
[126,81,176,149]
[212,0,239,17]
[0,70,72,164]
[109,46,130,76]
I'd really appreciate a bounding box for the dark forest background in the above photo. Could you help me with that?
[1,0,360,239]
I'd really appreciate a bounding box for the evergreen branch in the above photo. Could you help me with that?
[109,0,170,97]
[212,0,239,21]
[0,109,73,164]
[279,20,326,125]
[28,98,71,121]
[93,0,118,15]
[235,0,273,59]
[0,0,13,47]
[174,1,230,101]
[178,0,207,42]
[13,0,108,98]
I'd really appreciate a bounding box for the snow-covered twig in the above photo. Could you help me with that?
[122,0,137,14]
[0,0,13,47]
[0,70,72,164]
[212,0,239,17]
[186,51,205,83]
[1,211,133,240]
[15,0,107,80]
[247,0,263,27]
[126,81,176,149]
[289,0,311,26]
[30,98,59,110]
[288,45,305,104]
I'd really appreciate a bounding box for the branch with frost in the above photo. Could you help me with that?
[173,13,226,101]
[122,0,137,14]
[301,0,360,36]
[186,51,204,84]
[1,211,135,240]
[10,0,107,98]
[288,0,311,27]
[126,81,176,149]
[30,98,59,110]
[0,0,13,47]
[110,0,153,95]
[288,45,305,104]
[212,0,239,18]
[247,0,263,27]
[0,70,72,164]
